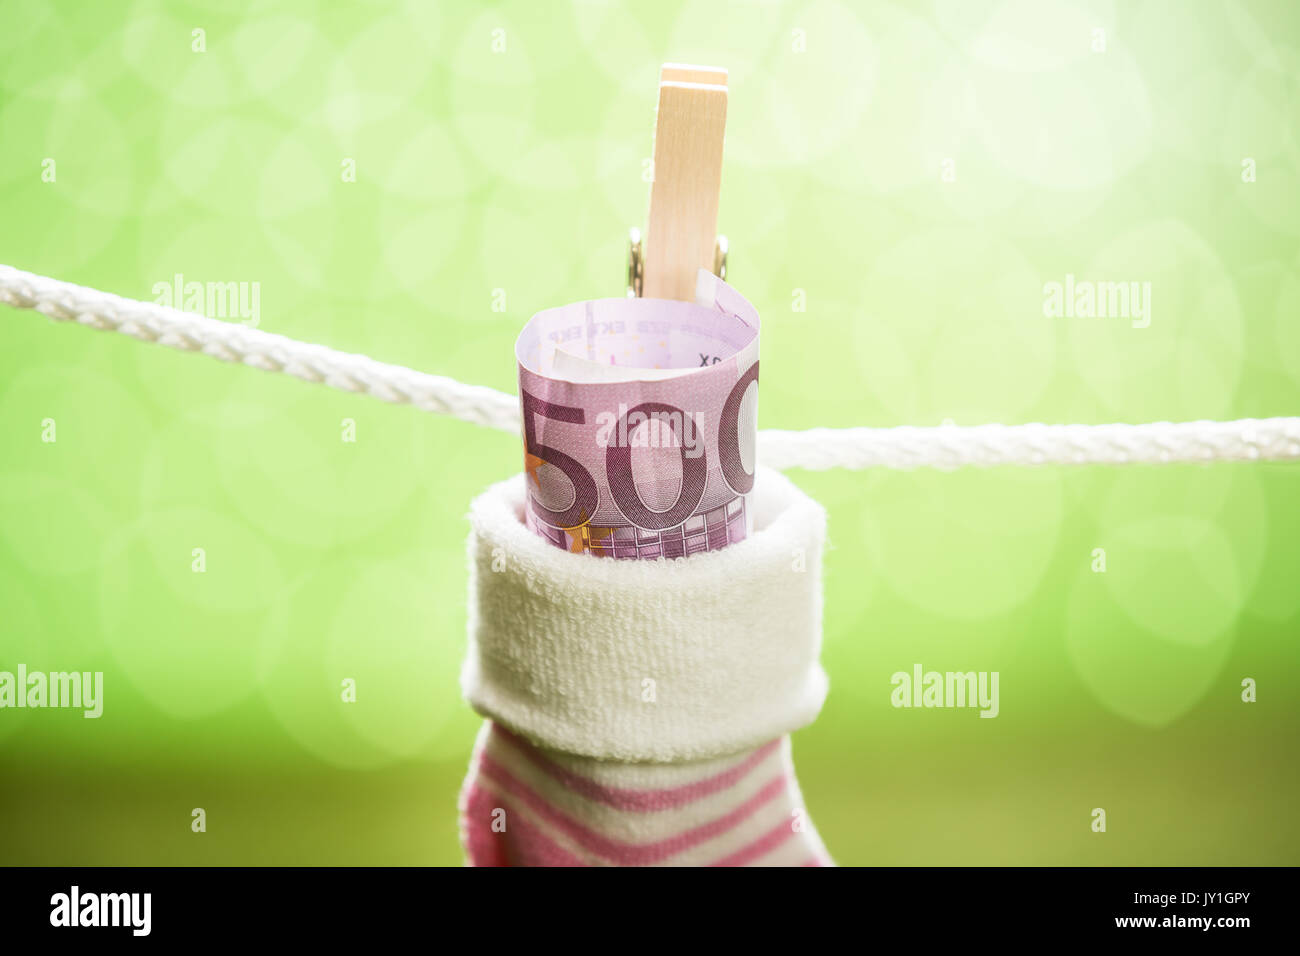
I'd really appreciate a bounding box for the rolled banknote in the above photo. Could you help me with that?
[516,270,759,558]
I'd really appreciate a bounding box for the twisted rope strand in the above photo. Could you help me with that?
[3,264,1298,471]
[756,421,1300,471]
[0,265,520,433]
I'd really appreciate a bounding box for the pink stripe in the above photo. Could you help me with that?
[494,726,781,812]
[707,818,798,867]
[460,781,589,867]
[479,753,789,865]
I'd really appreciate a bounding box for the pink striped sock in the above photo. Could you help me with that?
[458,721,833,867]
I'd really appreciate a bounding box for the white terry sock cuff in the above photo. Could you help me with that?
[461,467,829,762]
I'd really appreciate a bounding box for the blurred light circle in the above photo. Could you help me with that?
[156,114,284,216]
[0,365,153,514]
[7,68,128,146]
[372,122,469,203]
[499,137,587,193]
[256,125,336,219]
[379,197,470,303]
[733,0,878,167]
[0,575,43,741]
[569,0,659,93]
[0,93,132,268]
[255,125,341,290]
[324,13,436,130]
[1103,515,1244,646]
[121,3,246,107]
[863,468,1064,620]
[1,2,126,100]
[1224,59,1300,237]
[0,0,57,68]
[1066,564,1236,728]
[971,52,1151,193]
[329,558,464,757]
[213,382,424,548]
[231,14,334,119]
[810,9,980,196]
[854,228,1055,424]
[1275,253,1300,392]
[1096,467,1267,632]
[666,0,785,88]
[1242,467,1300,623]
[0,472,111,576]
[258,558,461,768]
[448,7,541,179]
[1066,220,1244,422]
[1130,0,1237,164]
[962,0,1115,73]
[472,186,588,314]
[98,508,281,718]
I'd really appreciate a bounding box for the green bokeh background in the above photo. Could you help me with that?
[1,0,1298,865]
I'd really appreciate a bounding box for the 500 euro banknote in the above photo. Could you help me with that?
[515,270,760,559]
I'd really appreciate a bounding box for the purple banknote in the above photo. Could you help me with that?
[516,270,760,559]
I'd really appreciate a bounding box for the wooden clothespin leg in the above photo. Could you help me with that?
[640,63,728,302]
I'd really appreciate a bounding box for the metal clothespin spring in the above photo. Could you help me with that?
[627,228,728,297]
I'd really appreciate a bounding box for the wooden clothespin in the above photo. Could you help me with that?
[628,63,728,301]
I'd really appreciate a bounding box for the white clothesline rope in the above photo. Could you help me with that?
[2,263,1298,471]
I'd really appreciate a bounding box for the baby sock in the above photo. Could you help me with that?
[459,467,831,867]
[459,723,832,866]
